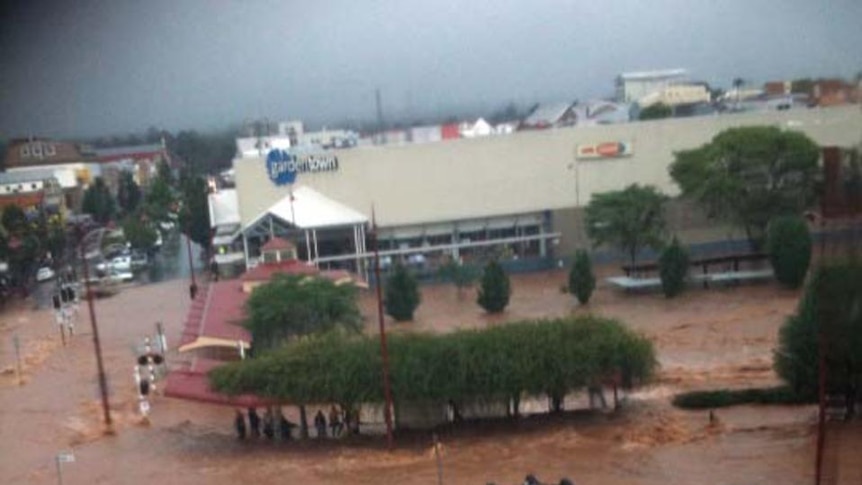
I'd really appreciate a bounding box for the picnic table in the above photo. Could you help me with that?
[612,252,773,291]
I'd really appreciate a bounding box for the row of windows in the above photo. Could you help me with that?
[1,183,41,193]
[20,142,57,159]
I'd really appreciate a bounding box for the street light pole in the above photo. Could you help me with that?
[77,227,113,433]
[371,207,394,449]
[185,219,197,300]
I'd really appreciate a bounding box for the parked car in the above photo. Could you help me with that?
[108,268,134,283]
[110,255,132,272]
[36,266,56,282]
[130,252,149,269]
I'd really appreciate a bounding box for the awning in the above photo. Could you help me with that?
[245,185,368,233]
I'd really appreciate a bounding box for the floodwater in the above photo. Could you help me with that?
[2,269,860,484]
[29,233,203,311]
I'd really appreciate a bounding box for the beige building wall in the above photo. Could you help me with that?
[235,106,862,237]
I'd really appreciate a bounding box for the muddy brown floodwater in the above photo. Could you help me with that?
[1,271,860,484]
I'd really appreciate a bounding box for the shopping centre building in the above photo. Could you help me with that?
[212,106,862,280]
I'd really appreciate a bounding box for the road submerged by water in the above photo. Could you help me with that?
[1,269,860,484]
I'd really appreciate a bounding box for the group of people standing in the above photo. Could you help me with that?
[234,405,359,441]
[234,407,295,441]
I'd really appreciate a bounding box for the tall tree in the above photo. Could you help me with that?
[117,171,142,215]
[670,126,820,248]
[145,175,175,223]
[179,172,212,250]
[81,177,117,224]
[122,214,158,251]
[568,250,596,305]
[585,184,667,266]
[385,263,420,321]
[476,260,511,313]
[243,274,363,352]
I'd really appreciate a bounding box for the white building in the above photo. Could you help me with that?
[616,68,688,103]
[223,105,862,279]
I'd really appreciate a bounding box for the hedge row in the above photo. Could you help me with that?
[210,316,657,415]
[671,386,811,409]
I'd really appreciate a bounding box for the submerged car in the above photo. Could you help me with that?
[36,267,56,282]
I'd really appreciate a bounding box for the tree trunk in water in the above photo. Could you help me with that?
[299,405,309,439]
[550,394,563,413]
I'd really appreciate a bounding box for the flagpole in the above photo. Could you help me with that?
[371,206,395,449]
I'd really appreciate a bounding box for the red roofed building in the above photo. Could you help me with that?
[165,237,363,406]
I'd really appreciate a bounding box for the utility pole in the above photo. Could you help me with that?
[371,207,394,449]
[185,227,197,300]
[78,227,113,433]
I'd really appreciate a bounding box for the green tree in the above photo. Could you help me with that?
[767,215,812,289]
[179,173,212,250]
[775,263,862,409]
[82,177,117,224]
[477,260,511,313]
[670,126,820,248]
[568,250,595,305]
[438,259,479,300]
[585,184,667,266]
[1,206,39,286]
[639,102,672,120]
[659,237,690,298]
[145,176,175,222]
[210,316,658,425]
[243,273,362,352]
[385,263,420,321]
[2,205,28,236]
[156,159,174,186]
[117,171,142,215]
[122,215,158,251]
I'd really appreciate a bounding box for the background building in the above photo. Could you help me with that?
[225,106,862,283]
[616,68,688,103]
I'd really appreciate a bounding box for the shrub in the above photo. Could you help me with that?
[568,250,595,305]
[767,215,812,288]
[385,263,420,321]
[210,316,658,417]
[438,259,479,299]
[477,260,511,313]
[659,237,689,298]
[672,386,809,409]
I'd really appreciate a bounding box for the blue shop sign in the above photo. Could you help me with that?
[266,149,339,186]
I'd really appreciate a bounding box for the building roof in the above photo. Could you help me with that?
[618,68,687,81]
[93,144,164,162]
[164,357,277,407]
[522,102,575,127]
[178,281,251,352]
[4,139,95,168]
[240,259,323,282]
[260,236,295,252]
[249,185,368,231]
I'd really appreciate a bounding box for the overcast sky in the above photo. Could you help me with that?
[1,0,860,138]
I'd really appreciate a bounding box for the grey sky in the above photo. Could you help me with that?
[1,0,860,138]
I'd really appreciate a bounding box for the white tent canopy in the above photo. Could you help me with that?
[247,185,368,232]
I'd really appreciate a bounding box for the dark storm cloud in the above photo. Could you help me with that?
[1,0,860,138]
